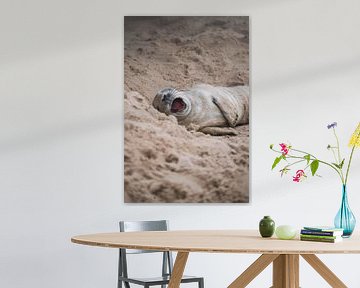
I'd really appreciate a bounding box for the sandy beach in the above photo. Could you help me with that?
[124,16,249,203]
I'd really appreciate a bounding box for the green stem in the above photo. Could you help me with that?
[284,159,305,168]
[345,130,360,185]
[291,148,317,159]
[333,128,342,164]
[289,155,343,180]
[330,148,338,164]
[271,148,343,182]
[333,128,345,181]
[345,145,356,185]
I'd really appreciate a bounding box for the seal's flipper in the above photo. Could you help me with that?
[211,96,240,127]
[200,127,238,136]
[212,96,239,127]
[211,85,249,126]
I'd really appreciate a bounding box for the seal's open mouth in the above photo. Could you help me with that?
[170,98,186,113]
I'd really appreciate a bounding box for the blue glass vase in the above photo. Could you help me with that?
[334,185,356,237]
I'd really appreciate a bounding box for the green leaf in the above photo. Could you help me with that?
[304,154,311,164]
[271,156,282,170]
[332,159,345,169]
[332,163,341,169]
[270,144,274,149]
[310,160,319,176]
[339,158,345,169]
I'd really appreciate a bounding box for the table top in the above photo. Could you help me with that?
[71,230,360,254]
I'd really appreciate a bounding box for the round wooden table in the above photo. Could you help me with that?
[72,230,360,288]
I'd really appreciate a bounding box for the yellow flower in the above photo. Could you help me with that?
[349,122,360,148]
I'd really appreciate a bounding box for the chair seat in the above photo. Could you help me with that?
[119,274,203,286]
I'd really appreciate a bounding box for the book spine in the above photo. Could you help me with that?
[301,230,336,236]
[300,237,337,243]
[300,234,337,240]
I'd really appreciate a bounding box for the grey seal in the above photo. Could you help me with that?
[152,84,249,135]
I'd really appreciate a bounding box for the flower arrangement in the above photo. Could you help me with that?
[270,122,360,185]
[270,122,360,237]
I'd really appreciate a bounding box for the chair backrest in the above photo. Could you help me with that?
[120,220,168,232]
[118,220,174,283]
[119,220,169,254]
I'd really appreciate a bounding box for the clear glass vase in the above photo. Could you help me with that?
[334,185,356,237]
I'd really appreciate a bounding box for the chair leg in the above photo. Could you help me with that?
[118,249,122,288]
[198,278,204,288]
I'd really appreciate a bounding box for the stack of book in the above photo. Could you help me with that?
[300,226,344,243]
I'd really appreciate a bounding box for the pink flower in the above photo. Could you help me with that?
[279,143,289,155]
[293,170,306,182]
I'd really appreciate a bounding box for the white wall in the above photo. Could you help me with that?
[1,0,360,287]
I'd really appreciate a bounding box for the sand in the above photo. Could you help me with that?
[124,16,249,203]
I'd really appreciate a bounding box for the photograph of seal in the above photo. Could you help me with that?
[153,84,249,135]
[124,16,249,203]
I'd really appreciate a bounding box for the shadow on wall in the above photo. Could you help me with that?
[0,113,121,154]
[256,57,360,92]
[0,0,122,65]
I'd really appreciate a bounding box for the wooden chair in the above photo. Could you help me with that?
[118,220,204,288]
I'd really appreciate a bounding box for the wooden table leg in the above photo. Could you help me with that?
[301,254,347,288]
[287,255,299,288]
[168,252,189,288]
[272,254,299,288]
[228,254,279,288]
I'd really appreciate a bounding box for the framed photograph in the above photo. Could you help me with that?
[124,16,249,203]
